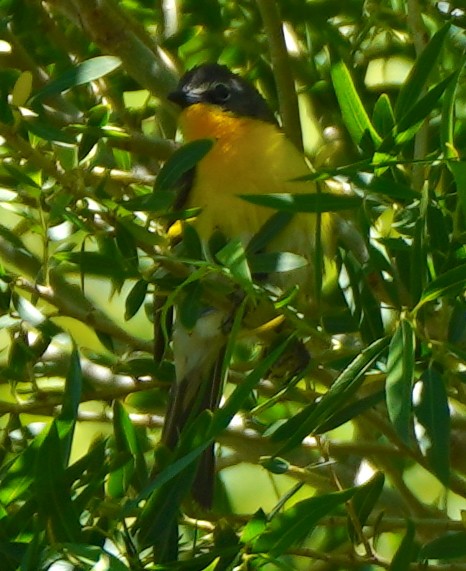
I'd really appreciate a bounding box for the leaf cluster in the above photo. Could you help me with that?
[0,1,465,570]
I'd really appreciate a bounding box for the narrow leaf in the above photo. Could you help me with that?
[154,139,213,192]
[415,367,450,484]
[32,56,121,102]
[125,279,148,320]
[240,192,362,213]
[348,472,385,542]
[211,336,292,436]
[252,488,356,556]
[58,346,82,465]
[441,63,463,159]
[35,422,81,542]
[395,74,456,143]
[419,531,466,560]
[216,238,253,287]
[272,337,389,453]
[395,24,451,119]
[389,520,416,571]
[372,93,395,137]
[447,161,466,220]
[415,264,466,311]
[330,57,382,149]
[386,320,415,443]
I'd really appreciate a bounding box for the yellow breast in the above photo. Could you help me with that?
[179,103,317,281]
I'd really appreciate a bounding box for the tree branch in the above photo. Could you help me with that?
[255,0,303,150]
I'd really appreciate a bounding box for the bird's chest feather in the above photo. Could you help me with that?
[179,104,310,244]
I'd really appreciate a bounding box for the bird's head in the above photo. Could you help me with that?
[168,63,277,125]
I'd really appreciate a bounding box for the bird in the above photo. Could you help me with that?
[160,63,334,509]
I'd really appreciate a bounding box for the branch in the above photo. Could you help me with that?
[15,274,153,353]
[255,0,303,150]
[46,0,178,102]
[407,0,430,191]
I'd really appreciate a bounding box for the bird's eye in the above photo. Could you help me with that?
[212,83,231,103]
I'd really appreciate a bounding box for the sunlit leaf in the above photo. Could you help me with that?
[31,56,121,102]
[372,93,395,137]
[386,319,415,443]
[271,337,389,453]
[330,56,382,149]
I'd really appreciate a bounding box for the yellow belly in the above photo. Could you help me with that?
[179,103,317,260]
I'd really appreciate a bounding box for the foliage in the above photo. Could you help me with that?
[0,0,465,569]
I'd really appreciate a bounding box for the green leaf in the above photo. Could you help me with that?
[395,74,456,145]
[447,160,466,220]
[0,444,38,505]
[389,520,416,571]
[3,164,41,189]
[247,211,294,254]
[19,517,44,571]
[415,367,450,484]
[348,472,385,542]
[240,192,362,213]
[395,24,451,120]
[415,264,466,311]
[386,319,415,443]
[211,335,292,437]
[441,63,463,160]
[59,251,134,279]
[330,56,382,149]
[177,280,205,330]
[366,177,419,201]
[108,401,148,497]
[60,346,82,423]
[316,389,385,434]
[252,487,356,556]
[372,93,396,137]
[31,56,121,102]
[34,422,82,542]
[125,279,148,320]
[78,104,110,161]
[216,238,252,287]
[419,531,466,560]
[122,190,176,212]
[23,118,76,144]
[271,337,389,453]
[241,509,268,543]
[154,138,214,192]
[58,346,82,464]
[115,221,139,271]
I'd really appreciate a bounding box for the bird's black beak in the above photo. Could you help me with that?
[168,89,191,108]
